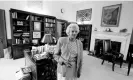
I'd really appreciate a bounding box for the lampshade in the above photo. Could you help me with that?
[41,34,53,44]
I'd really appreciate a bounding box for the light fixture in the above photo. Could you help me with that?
[41,34,53,44]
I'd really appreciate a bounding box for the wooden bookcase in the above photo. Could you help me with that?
[44,16,56,37]
[10,8,57,59]
[61,22,68,37]
[77,24,92,50]
[56,19,68,37]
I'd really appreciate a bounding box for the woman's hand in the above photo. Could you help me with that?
[77,73,80,78]
[77,69,81,78]
[64,62,72,68]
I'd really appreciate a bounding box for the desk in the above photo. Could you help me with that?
[24,50,57,80]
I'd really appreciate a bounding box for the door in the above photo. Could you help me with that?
[0,9,7,58]
[0,38,4,58]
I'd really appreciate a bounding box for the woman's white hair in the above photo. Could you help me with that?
[66,23,80,35]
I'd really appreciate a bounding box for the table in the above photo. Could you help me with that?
[24,50,57,80]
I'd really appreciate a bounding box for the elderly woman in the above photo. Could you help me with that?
[54,23,83,80]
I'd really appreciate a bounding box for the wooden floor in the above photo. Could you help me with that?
[0,50,133,80]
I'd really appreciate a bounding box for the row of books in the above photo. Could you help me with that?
[13,33,30,37]
[12,12,17,18]
[45,23,55,27]
[45,18,56,23]
[12,12,30,20]
[15,38,30,44]
[31,16,43,21]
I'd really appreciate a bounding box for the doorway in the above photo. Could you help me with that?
[56,19,68,39]
[0,9,7,58]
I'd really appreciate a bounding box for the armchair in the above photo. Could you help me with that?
[101,39,124,71]
[127,52,133,76]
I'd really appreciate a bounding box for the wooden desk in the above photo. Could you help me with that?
[24,50,57,80]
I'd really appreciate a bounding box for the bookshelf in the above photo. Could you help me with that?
[77,24,92,50]
[10,9,31,59]
[44,17,56,37]
[61,22,67,37]
[59,20,68,37]
[10,8,57,59]
[31,14,44,45]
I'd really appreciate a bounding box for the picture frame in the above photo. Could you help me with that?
[33,32,41,38]
[34,22,41,31]
[101,4,122,27]
[76,8,92,23]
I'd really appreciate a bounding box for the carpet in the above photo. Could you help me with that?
[86,51,133,76]
[102,61,133,76]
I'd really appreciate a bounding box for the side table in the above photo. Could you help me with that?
[24,50,57,80]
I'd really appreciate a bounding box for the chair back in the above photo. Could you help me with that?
[129,52,133,61]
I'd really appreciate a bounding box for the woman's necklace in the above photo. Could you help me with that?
[69,37,76,42]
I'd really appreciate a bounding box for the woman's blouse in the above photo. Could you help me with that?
[68,41,78,62]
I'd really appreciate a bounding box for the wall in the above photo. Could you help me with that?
[74,1,133,33]
[1,1,132,42]
[72,1,133,59]
[130,29,133,44]
[41,1,76,22]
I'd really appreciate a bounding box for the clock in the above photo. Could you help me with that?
[61,8,65,13]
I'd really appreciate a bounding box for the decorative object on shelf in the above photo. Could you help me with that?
[76,8,92,23]
[94,28,97,31]
[23,38,30,44]
[17,21,23,25]
[120,28,127,33]
[32,39,39,45]
[101,4,122,27]
[105,28,112,32]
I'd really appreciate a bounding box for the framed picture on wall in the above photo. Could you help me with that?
[76,8,92,23]
[101,4,122,27]
[34,22,41,31]
[33,32,41,38]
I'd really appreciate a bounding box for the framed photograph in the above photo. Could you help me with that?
[101,4,122,27]
[76,8,92,23]
[33,32,41,38]
[34,22,41,31]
